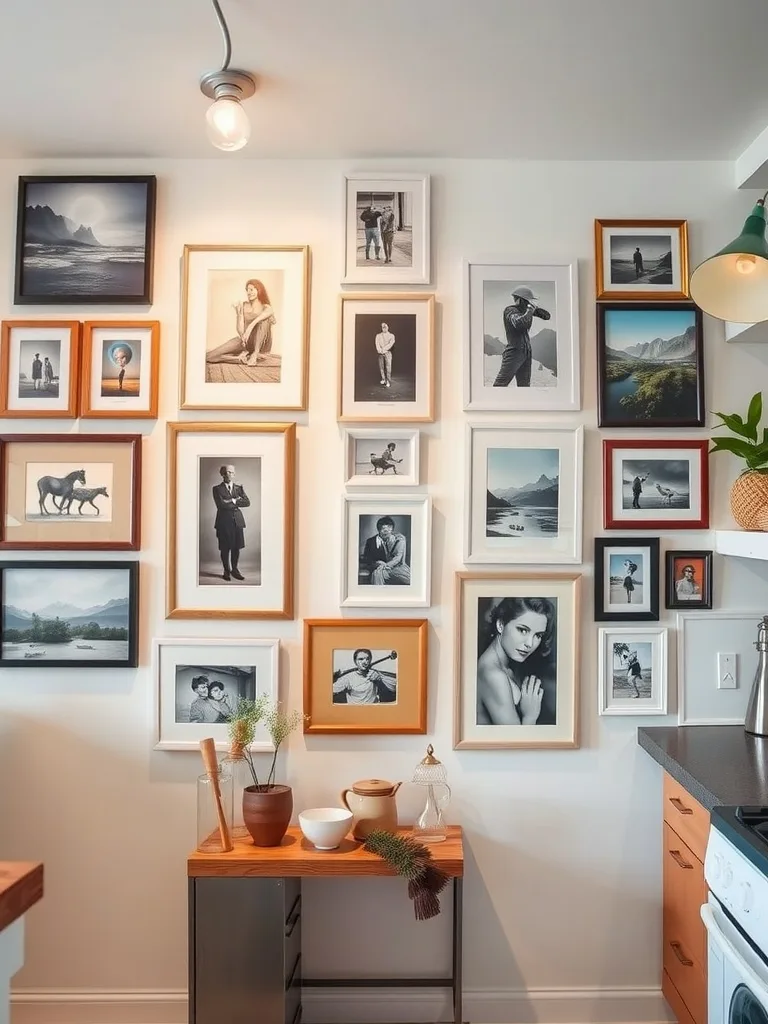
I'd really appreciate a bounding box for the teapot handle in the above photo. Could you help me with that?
[391,782,402,795]
[340,788,353,812]
[438,783,452,810]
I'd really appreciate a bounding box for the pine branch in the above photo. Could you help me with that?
[363,830,449,921]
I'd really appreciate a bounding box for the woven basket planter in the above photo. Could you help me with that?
[730,470,768,531]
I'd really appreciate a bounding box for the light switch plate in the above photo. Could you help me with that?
[718,652,738,689]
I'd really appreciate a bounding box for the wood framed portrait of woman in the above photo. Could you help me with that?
[179,245,310,412]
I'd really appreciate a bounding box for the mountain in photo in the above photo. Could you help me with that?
[491,473,559,508]
[24,204,101,247]
[622,324,696,361]
[4,596,129,630]
[487,489,511,509]
[483,329,558,374]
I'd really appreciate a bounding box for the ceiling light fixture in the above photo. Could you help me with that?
[199,0,257,152]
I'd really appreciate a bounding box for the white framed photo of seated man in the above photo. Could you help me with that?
[341,495,431,608]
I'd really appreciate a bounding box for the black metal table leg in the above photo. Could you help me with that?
[452,877,463,1024]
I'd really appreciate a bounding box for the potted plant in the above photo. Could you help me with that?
[227,697,305,847]
[711,391,768,531]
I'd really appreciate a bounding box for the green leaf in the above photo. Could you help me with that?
[748,392,764,430]
[713,412,756,439]
[710,437,760,460]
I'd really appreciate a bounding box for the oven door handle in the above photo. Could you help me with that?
[701,902,768,998]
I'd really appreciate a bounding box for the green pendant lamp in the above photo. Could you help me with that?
[690,191,768,323]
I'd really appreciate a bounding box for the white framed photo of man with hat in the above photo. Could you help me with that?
[463,259,580,412]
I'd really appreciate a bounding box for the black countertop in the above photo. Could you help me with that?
[638,726,768,810]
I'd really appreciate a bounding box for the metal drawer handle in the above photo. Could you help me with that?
[285,953,302,992]
[670,941,693,967]
[669,797,693,816]
[668,849,693,870]
[285,895,301,938]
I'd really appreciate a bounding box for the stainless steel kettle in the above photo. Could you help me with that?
[744,616,768,736]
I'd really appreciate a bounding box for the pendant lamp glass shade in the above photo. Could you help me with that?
[205,96,251,152]
[689,201,768,323]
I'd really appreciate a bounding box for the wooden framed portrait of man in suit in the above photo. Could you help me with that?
[166,422,295,619]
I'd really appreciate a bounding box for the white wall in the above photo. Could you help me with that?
[2,157,768,1024]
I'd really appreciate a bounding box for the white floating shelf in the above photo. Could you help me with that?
[715,530,768,560]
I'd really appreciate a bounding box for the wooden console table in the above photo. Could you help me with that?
[187,825,465,1024]
[0,862,43,1024]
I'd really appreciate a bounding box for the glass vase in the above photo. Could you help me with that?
[220,753,254,840]
[196,767,234,853]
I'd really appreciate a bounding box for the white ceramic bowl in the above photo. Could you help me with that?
[298,807,353,850]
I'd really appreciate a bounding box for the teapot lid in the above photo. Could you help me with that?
[351,778,397,796]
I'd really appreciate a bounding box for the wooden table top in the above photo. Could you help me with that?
[0,862,43,932]
[188,826,464,878]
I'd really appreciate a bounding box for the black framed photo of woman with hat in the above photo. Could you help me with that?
[464,260,580,412]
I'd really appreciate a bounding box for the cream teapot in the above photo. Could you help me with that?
[340,778,401,841]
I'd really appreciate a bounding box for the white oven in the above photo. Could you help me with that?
[702,894,768,1024]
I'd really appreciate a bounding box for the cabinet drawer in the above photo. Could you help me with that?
[663,968,699,1024]
[663,937,706,1024]
[663,773,710,862]
[663,824,707,967]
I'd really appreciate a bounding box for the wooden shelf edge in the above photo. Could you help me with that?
[0,862,43,933]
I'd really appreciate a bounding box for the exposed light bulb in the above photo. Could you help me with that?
[205,97,250,152]
[736,254,758,275]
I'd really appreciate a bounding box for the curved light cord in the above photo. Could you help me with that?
[209,0,233,71]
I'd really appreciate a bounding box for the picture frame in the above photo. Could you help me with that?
[594,219,689,301]
[0,433,142,551]
[342,172,430,285]
[0,320,81,419]
[596,303,704,428]
[153,637,279,751]
[14,175,156,305]
[179,244,310,412]
[602,438,709,530]
[303,618,428,734]
[167,422,295,620]
[341,494,431,608]
[597,626,668,716]
[338,293,435,422]
[454,572,581,750]
[0,560,139,668]
[80,320,160,419]
[594,536,660,622]
[465,424,583,564]
[343,428,420,487]
[665,549,713,610]
[463,258,580,411]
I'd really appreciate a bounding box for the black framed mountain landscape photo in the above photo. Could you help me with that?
[14,176,156,304]
[597,303,704,428]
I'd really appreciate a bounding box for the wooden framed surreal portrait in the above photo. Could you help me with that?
[665,549,713,610]
[338,293,435,422]
[166,422,295,620]
[0,320,80,418]
[594,536,660,622]
[0,559,139,668]
[343,428,420,487]
[179,244,310,412]
[153,637,279,751]
[596,303,704,428]
[0,433,141,551]
[594,219,689,301]
[603,438,709,530]
[454,572,581,750]
[463,259,580,412]
[14,175,156,305]
[341,494,431,608]
[342,172,430,285]
[465,424,583,564]
[80,320,160,419]
[303,618,428,734]
[597,626,668,716]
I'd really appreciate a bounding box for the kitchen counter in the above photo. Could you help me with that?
[638,725,768,810]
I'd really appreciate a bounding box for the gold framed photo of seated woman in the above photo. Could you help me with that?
[454,571,581,750]
[179,244,310,411]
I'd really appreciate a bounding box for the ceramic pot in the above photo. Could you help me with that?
[730,471,768,531]
[242,784,293,847]
[341,778,401,841]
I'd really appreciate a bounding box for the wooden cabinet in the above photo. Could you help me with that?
[662,772,709,1024]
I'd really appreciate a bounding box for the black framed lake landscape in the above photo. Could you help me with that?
[597,302,704,428]
[14,176,156,305]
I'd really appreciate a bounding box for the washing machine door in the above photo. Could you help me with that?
[702,900,768,1024]
[731,984,768,1024]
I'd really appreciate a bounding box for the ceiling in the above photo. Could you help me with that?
[1,0,767,160]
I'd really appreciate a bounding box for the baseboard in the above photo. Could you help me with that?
[11,984,676,1024]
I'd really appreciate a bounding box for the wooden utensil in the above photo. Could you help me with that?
[199,737,233,853]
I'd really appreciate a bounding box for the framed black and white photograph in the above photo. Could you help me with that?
[464,259,580,411]
[167,422,295,619]
[603,439,709,530]
[594,536,660,622]
[598,626,668,716]
[0,320,80,419]
[343,428,419,487]
[465,424,583,564]
[0,560,138,668]
[14,175,156,305]
[332,648,398,705]
[597,303,704,428]
[594,219,689,301]
[342,173,430,285]
[665,550,713,610]
[341,495,431,608]
[454,572,580,749]
[153,638,279,751]
[339,293,434,422]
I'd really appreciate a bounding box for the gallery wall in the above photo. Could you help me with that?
[2,156,768,1024]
